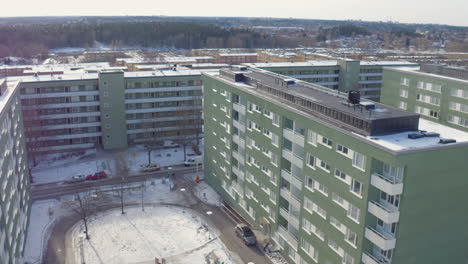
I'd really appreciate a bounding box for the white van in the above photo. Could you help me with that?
[184,156,203,166]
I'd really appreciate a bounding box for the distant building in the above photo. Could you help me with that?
[244,59,419,101]
[0,79,31,264]
[202,67,468,264]
[217,53,258,64]
[381,64,468,132]
[16,69,208,159]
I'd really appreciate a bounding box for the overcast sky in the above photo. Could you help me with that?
[2,0,468,27]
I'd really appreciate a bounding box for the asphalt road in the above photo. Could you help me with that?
[31,165,198,200]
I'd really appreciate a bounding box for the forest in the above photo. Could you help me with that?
[0,21,305,58]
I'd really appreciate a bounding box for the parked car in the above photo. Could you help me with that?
[65,174,86,184]
[140,163,161,172]
[184,156,203,166]
[86,171,108,181]
[235,223,256,246]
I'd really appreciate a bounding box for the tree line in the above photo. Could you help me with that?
[0,21,301,58]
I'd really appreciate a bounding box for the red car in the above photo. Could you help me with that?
[85,171,108,181]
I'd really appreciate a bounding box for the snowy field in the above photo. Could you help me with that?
[72,206,234,264]
[32,158,114,184]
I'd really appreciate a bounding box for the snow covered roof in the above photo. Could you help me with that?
[0,80,19,115]
[358,119,468,151]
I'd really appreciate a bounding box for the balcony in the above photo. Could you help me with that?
[282,129,304,147]
[124,85,201,93]
[362,252,390,264]
[232,103,245,115]
[232,151,245,165]
[277,225,298,250]
[365,227,396,251]
[232,182,244,196]
[232,120,245,132]
[125,95,202,104]
[371,173,403,195]
[125,105,202,114]
[282,149,303,168]
[21,101,100,110]
[20,90,99,99]
[368,201,400,223]
[280,187,301,209]
[232,135,245,147]
[281,170,302,190]
[279,208,300,230]
[232,166,245,180]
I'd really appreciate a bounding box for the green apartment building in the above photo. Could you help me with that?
[381,64,468,133]
[16,69,206,160]
[0,79,32,264]
[245,60,418,102]
[202,67,468,264]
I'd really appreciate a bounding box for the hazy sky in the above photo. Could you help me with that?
[2,0,468,27]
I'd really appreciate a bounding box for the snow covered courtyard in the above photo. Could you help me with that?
[72,206,234,264]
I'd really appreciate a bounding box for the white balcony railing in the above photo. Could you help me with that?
[282,129,304,147]
[371,173,403,195]
[277,225,298,250]
[232,120,245,132]
[362,251,389,264]
[365,227,396,251]
[368,201,400,223]
[232,103,245,115]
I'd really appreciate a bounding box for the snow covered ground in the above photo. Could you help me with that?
[22,199,64,264]
[72,206,234,264]
[31,158,114,184]
[193,182,222,206]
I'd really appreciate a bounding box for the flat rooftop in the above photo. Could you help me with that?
[16,69,218,83]
[357,119,468,151]
[207,68,468,151]
[214,68,420,136]
[385,67,468,85]
[244,60,418,68]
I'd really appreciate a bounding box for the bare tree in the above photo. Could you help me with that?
[115,151,129,214]
[67,192,97,240]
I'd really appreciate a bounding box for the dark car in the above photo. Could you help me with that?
[235,223,256,246]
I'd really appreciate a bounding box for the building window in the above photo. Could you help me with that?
[336,144,348,155]
[398,101,407,110]
[350,179,362,197]
[352,152,366,171]
[400,77,410,86]
[399,89,408,98]
[306,153,315,168]
[347,204,360,223]
[334,169,347,182]
[321,136,333,147]
[307,130,317,146]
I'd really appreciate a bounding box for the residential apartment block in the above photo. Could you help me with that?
[0,79,32,264]
[15,69,206,159]
[202,67,468,264]
[381,64,468,132]
[244,60,418,101]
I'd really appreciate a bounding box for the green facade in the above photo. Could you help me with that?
[0,81,32,264]
[202,71,468,264]
[381,67,468,132]
[99,71,128,150]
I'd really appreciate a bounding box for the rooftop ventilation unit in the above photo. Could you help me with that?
[360,101,375,110]
[408,133,425,139]
[439,138,457,144]
[348,91,360,105]
[422,131,440,137]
